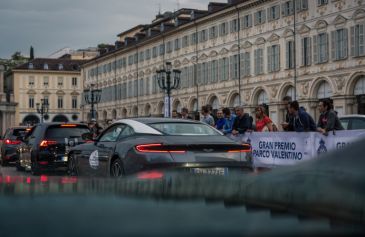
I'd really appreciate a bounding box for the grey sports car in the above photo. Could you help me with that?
[68,118,252,177]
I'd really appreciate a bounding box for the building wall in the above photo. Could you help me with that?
[82,0,365,126]
[13,70,82,125]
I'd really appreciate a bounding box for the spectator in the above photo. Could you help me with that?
[215,109,226,131]
[172,110,178,118]
[88,119,103,139]
[317,99,344,135]
[288,101,317,132]
[255,105,273,132]
[222,107,236,134]
[206,104,217,123]
[200,106,215,126]
[281,96,294,131]
[232,106,253,135]
[181,107,192,120]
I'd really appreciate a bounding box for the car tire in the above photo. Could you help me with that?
[68,154,78,176]
[110,158,124,178]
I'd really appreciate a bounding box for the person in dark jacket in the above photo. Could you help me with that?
[289,101,317,132]
[317,99,344,135]
[232,106,253,135]
[281,96,295,131]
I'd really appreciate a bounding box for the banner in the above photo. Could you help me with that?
[228,130,365,168]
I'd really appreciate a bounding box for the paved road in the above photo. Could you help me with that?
[0,165,66,177]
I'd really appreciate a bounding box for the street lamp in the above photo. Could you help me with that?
[84,83,102,121]
[36,99,49,123]
[156,62,181,118]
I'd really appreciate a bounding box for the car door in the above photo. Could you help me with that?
[83,124,126,176]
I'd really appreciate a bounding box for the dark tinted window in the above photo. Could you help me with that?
[10,128,27,138]
[351,118,365,130]
[45,125,90,139]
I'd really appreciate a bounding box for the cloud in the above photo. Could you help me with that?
[0,0,226,58]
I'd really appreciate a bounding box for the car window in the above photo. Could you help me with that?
[351,118,365,130]
[118,125,135,139]
[340,119,350,130]
[27,125,41,144]
[45,125,90,140]
[8,128,27,139]
[149,122,222,136]
[99,124,125,142]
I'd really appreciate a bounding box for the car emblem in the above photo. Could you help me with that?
[203,148,214,152]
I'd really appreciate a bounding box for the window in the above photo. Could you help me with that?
[57,96,63,109]
[209,26,218,39]
[332,29,348,60]
[268,5,280,21]
[242,14,252,29]
[99,124,125,142]
[174,38,181,50]
[139,51,144,62]
[150,123,221,136]
[139,78,144,96]
[58,64,64,70]
[159,44,165,56]
[43,77,49,87]
[254,48,264,75]
[317,0,328,6]
[182,35,189,48]
[351,24,365,57]
[167,41,173,53]
[43,64,49,70]
[29,96,34,108]
[301,37,312,66]
[134,53,138,64]
[72,96,77,109]
[28,76,35,86]
[230,19,239,33]
[43,96,49,106]
[57,77,63,87]
[152,46,158,58]
[145,49,151,60]
[210,60,218,83]
[286,41,295,69]
[219,22,228,36]
[199,30,208,42]
[268,45,280,72]
[28,63,34,69]
[296,0,308,12]
[128,55,133,65]
[241,52,251,77]
[230,54,239,80]
[282,1,294,16]
[190,32,197,45]
[219,57,229,81]
[254,10,266,25]
[352,118,365,130]
[314,33,329,64]
[72,77,78,86]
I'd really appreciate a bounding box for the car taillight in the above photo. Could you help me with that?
[5,139,21,145]
[39,140,57,148]
[135,143,186,153]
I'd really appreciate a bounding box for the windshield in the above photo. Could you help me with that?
[45,126,90,140]
[149,122,222,136]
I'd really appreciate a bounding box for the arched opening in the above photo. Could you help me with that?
[256,90,269,115]
[190,99,198,112]
[132,106,138,117]
[229,94,240,108]
[285,86,295,100]
[157,102,164,117]
[52,115,69,123]
[144,104,151,117]
[354,76,365,114]
[317,81,333,100]
[112,109,117,120]
[23,115,40,126]
[103,111,108,121]
[121,108,127,118]
[173,100,182,113]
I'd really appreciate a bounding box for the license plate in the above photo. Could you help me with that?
[56,156,68,162]
[191,167,228,176]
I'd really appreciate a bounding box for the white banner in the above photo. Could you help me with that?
[228,130,365,168]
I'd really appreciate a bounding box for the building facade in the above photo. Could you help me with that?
[0,65,17,135]
[82,0,365,126]
[12,58,86,125]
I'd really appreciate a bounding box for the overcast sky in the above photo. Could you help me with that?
[0,0,226,58]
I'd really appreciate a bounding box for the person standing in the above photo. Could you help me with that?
[232,106,253,135]
[222,108,236,134]
[215,109,226,131]
[317,99,344,135]
[200,106,215,126]
[255,105,273,132]
[288,101,316,132]
[88,119,103,139]
[181,107,192,120]
[281,96,294,131]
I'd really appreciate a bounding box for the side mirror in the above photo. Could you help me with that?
[81,132,94,141]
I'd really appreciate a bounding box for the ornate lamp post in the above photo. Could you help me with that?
[36,99,49,124]
[84,83,102,121]
[156,62,181,118]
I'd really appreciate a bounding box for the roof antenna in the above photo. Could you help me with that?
[158,3,161,15]
[176,0,180,11]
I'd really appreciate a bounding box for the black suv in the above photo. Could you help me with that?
[0,127,30,166]
[17,123,90,174]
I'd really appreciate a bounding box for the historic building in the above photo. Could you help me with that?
[81,0,365,126]
[12,58,86,125]
[0,65,17,135]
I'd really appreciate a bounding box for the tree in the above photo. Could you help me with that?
[11,52,22,61]
[30,46,34,60]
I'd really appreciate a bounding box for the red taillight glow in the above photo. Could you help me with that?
[137,171,164,180]
[39,161,49,165]
[135,144,186,153]
[40,175,48,183]
[60,124,77,127]
[39,140,57,148]
[5,139,21,145]
[228,144,251,153]
[61,177,78,184]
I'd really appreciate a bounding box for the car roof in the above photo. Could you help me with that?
[339,115,365,118]
[130,117,202,125]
